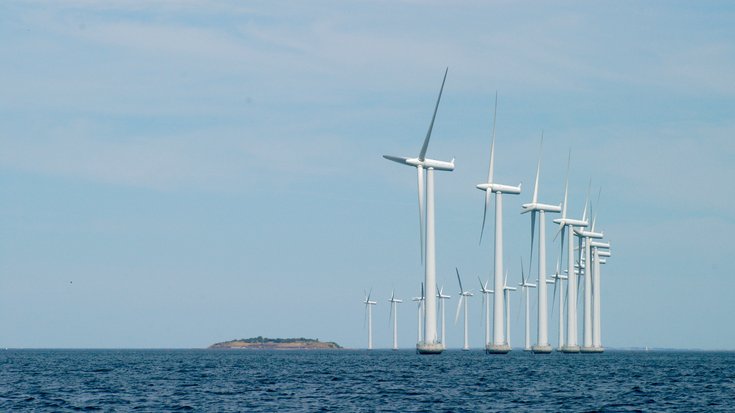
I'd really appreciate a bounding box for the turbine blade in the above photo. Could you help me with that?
[417,165,425,263]
[478,276,484,291]
[455,295,464,324]
[532,131,543,204]
[592,187,602,232]
[421,282,424,299]
[456,267,464,293]
[479,191,491,244]
[367,288,372,303]
[582,179,591,223]
[562,149,570,219]
[419,67,448,162]
[520,256,526,285]
[383,155,410,165]
[487,92,498,184]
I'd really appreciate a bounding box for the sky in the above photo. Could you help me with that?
[1,1,734,350]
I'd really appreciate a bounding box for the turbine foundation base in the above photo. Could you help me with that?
[583,347,604,353]
[532,345,553,354]
[561,345,581,353]
[416,342,444,355]
[485,344,511,354]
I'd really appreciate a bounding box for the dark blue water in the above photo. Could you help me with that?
[1,350,734,412]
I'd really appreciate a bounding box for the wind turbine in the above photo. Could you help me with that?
[552,151,588,353]
[549,261,568,350]
[592,245,610,353]
[477,93,521,354]
[389,291,403,351]
[591,240,610,353]
[521,133,561,354]
[384,68,454,355]
[575,189,603,353]
[478,276,493,348]
[518,258,537,351]
[412,283,425,344]
[437,285,451,348]
[503,270,517,348]
[454,268,473,351]
[363,290,377,350]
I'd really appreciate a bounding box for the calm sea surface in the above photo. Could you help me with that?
[1,349,734,412]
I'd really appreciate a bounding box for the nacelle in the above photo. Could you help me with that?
[476,182,522,194]
[590,241,610,249]
[553,217,589,228]
[406,157,455,171]
[521,202,562,213]
[574,228,604,239]
[597,250,611,257]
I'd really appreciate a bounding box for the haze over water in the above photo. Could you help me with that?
[3,349,734,411]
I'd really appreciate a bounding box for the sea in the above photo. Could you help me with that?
[1,349,734,412]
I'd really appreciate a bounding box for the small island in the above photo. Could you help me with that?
[209,336,342,350]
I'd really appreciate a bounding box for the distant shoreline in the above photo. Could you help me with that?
[208,337,342,350]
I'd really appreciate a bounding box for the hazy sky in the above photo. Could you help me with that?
[1,1,733,349]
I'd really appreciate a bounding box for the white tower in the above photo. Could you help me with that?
[591,240,610,352]
[363,291,377,350]
[384,69,454,355]
[575,218,603,352]
[552,151,588,353]
[412,283,425,343]
[521,134,561,354]
[478,277,493,348]
[389,291,403,351]
[476,94,521,354]
[503,271,517,348]
[454,268,473,351]
[437,285,451,348]
[518,259,537,351]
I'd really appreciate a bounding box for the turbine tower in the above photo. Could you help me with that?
[477,93,521,354]
[549,259,568,350]
[521,133,561,354]
[389,291,403,351]
[384,68,454,355]
[591,240,611,352]
[518,258,537,351]
[437,285,451,348]
[412,283,425,343]
[575,190,603,353]
[503,270,517,348]
[552,152,588,353]
[363,290,377,350]
[478,276,493,348]
[454,268,473,351]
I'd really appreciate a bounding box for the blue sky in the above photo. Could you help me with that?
[0,1,733,349]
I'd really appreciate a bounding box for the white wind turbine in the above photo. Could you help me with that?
[574,189,603,353]
[594,246,611,351]
[521,133,561,354]
[384,68,454,355]
[549,259,568,350]
[552,151,589,353]
[478,276,493,348]
[363,290,377,350]
[476,93,521,354]
[503,270,517,348]
[590,236,611,352]
[518,258,537,351]
[389,291,403,351]
[454,268,473,351]
[412,283,425,343]
[437,285,451,348]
